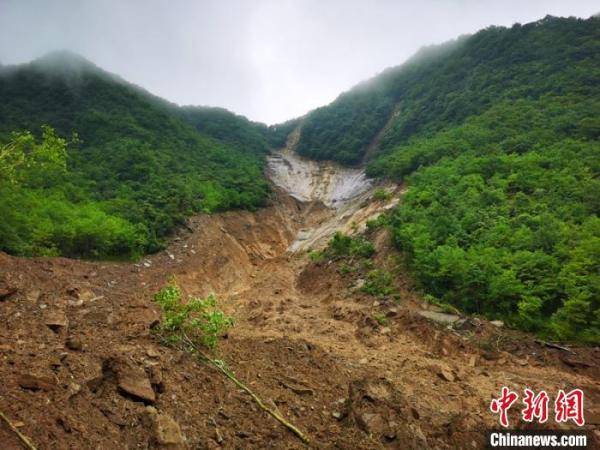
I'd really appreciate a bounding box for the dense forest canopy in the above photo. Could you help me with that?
[291,15,599,343]
[0,51,275,258]
[296,16,599,165]
[177,106,270,156]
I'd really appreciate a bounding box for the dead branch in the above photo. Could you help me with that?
[181,333,310,445]
[0,410,37,450]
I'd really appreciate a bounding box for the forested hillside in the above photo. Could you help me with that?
[297,16,598,164]
[177,106,270,155]
[0,51,271,258]
[293,16,600,342]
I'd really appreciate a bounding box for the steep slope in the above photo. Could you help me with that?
[0,51,270,258]
[287,15,600,343]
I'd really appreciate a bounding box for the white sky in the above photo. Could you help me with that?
[0,0,597,124]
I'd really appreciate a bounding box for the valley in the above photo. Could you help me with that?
[0,142,597,449]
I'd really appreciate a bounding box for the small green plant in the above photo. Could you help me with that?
[366,213,390,231]
[308,249,325,263]
[339,262,355,275]
[327,232,375,259]
[373,313,389,326]
[361,269,395,298]
[373,188,393,201]
[153,280,233,350]
[423,294,460,315]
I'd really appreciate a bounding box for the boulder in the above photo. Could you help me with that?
[105,358,156,404]
[418,310,460,325]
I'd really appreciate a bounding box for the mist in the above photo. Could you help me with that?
[0,0,597,124]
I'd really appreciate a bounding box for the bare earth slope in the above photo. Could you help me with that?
[0,149,598,449]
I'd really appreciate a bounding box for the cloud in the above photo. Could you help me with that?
[0,0,597,123]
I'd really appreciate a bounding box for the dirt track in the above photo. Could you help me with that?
[0,182,599,448]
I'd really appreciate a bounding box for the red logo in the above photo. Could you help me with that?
[555,388,585,426]
[491,387,585,427]
[490,387,519,427]
[522,388,549,423]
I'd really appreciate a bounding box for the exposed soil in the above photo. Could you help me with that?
[1,180,599,448]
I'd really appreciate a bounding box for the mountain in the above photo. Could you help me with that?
[295,15,599,165]
[177,106,270,156]
[0,51,272,258]
[289,15,600,342]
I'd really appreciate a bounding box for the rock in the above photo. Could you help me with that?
[436,367,455,382]
[68,289,101,307]
[67,382,81,398]
[422,303,444,313]
[357,412,387,435]
[44,310,69,332]
[386,308,398,317]
[107,358,156,404]
[100,407,128,426]
[332,411,343,420]
[380,327,391,335]
[482,351,500,361]
[68,297,84,307]
[18,373,56,391]
[153,413,186,448]
[418,310,460,325]
[490,320,504,328]
[146,347,160,358]
[26,289,41,304]
[65,337,83,351]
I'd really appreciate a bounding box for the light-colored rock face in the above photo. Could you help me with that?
[266,127,401,253]
[267,147,372,208]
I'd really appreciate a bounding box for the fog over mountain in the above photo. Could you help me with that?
[0,0,597,123]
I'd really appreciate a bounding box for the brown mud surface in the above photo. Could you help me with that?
[0,189,599,449]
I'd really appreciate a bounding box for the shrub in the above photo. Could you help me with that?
[327,232,375,259]
[373,313,389,326]
[373,188,393,201]
[153,281,233,350]
[362,269,395,298]
[366,213,390,231]
[308,249,325,263]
